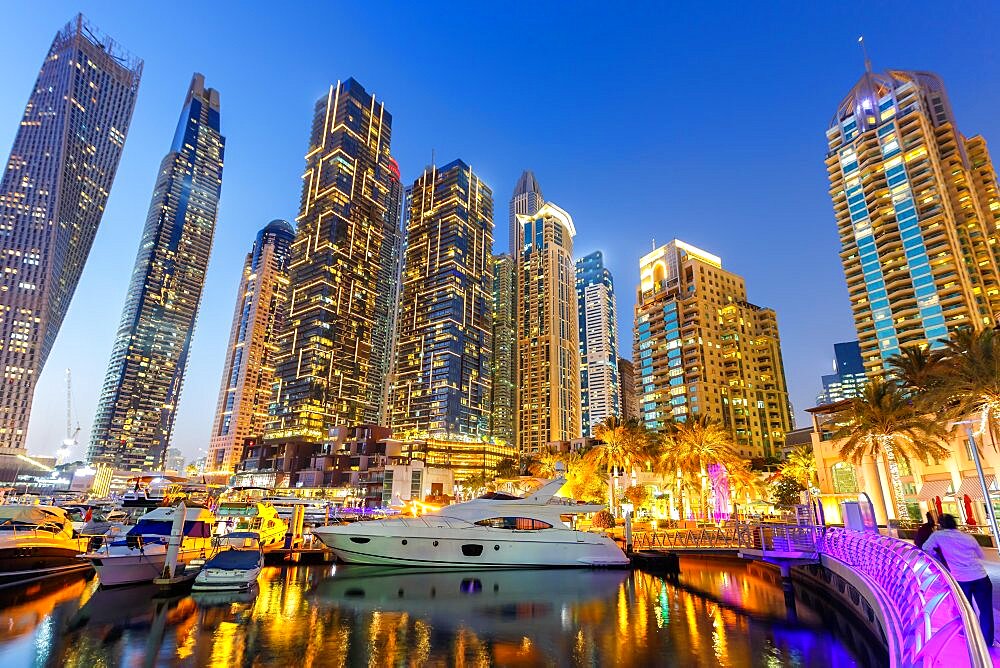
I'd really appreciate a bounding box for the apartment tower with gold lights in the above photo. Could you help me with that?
[265,79,401,450]
[516,202,581,454]
[389,159,494,437]
[634,240,791,458]
[827,65,1000,373]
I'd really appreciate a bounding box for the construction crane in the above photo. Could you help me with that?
[56,368,80,464]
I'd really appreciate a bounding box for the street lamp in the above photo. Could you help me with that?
[957,419,1000,552]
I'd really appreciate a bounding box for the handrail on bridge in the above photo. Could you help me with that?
[630,521,991,667]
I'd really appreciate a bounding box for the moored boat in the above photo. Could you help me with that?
[311,478,628,568]
[192,532,263,591]
[83,504,215,587]
[214,502,287,551]
[0,505,90,584]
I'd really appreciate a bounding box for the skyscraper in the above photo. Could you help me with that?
[390,160,494,437]
[816,341,867,405]
[378,157,405,426]
[618,357,639,420]
[208,220,295,472]
[266,79,398,447]
[635,240,792,458]
[490,254,516,444]
[509,170,543,254]
[89,74,224,470]
[0,15,142,450]
[576,251,620,435]
[827,67,1000,373]
[517,202,581,454]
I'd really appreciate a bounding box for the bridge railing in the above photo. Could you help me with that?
[630,521,991,667]
[822,526,991,668]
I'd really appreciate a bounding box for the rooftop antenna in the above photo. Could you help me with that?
[651,238,656,251]
[858,35,872,73]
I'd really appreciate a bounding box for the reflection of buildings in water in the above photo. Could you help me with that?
[0,574,89,642]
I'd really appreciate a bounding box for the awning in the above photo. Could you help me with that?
[956,475,997,501]
[917,479,954,500]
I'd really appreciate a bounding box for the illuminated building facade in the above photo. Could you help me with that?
[827,67,1000,373]
[517,202,582,454]
[815,340,867,405]
[390,159,494,437]
[634,240,791,458]
[378,158,405,425]
[508,170,543,254]
[618,358,639,420]
[383,435,517,484]
[0,15,141,449]
[266,78,399,446]
[89,74,224,470]
[208,220,295,472]
[489,254,516,444]
[576,251,620,435]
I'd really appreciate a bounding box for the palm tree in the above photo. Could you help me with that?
[727,459,769,517]
[588,417,650,515]
[832,378,949,521]
[779,445,816,489]
[657,415,739,520]
[936,328,1000,443]
[528,447,562,479]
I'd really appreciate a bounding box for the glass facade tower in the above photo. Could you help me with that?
[517,202,581,454]
[634,240,792,458]
[390,160,494,437]
[266,79,399,446]
[0,15,142,449]
[815,341,867,405]
[208,220,295,472]
[489,253,516,445]
[827,68,1000,373]
[89,74,225,470]
[576,251,620,436]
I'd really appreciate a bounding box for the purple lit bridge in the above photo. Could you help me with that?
[631,522,992,667]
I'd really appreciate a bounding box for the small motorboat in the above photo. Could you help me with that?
[192,532,263,591]
[214,502,288,551]
[83,504,215,587]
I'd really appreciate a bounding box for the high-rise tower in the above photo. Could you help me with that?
[517,202,581,454]
[827,68,1000,373]
[490,254,516,445]
[816,341,867,405]
[576,251,620,436]
[0,15,142,450]
[89,74,224,470]
[266,79,398,446]
[509,170,543,254]
[635,240,791,458]
[390,160,494,437]
[208,220,295,472]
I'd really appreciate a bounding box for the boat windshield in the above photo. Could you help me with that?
[474,517,553,530]
[476,492,522,501]
[127,520,212,537]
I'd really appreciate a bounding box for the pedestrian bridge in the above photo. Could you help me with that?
[630,521,992,668]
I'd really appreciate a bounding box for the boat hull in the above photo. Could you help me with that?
[87,546,210,587]
[191,566,261,591]
[313,527,627,568]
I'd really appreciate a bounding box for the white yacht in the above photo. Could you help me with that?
[83,504,216,587]
[215,501,287,551]
[312,479,628,568]
[0,505,89,584]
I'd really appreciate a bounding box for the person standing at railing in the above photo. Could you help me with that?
[922,513,995,645]
[913,512,935,549]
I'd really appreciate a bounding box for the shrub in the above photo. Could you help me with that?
[591,509,615,529]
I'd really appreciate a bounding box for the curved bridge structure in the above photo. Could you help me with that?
[631,522,991,667]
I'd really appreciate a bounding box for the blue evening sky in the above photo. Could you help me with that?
[2,3,998,462]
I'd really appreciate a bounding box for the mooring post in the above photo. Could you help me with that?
[625,512,633,553]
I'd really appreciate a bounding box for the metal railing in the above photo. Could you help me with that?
[632,521,991,667]
[631,521,820,556]
[822,527,991,668]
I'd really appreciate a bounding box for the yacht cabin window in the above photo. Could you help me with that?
[474,517,553,530]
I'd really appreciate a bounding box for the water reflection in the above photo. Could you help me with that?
[0,561,869,666]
